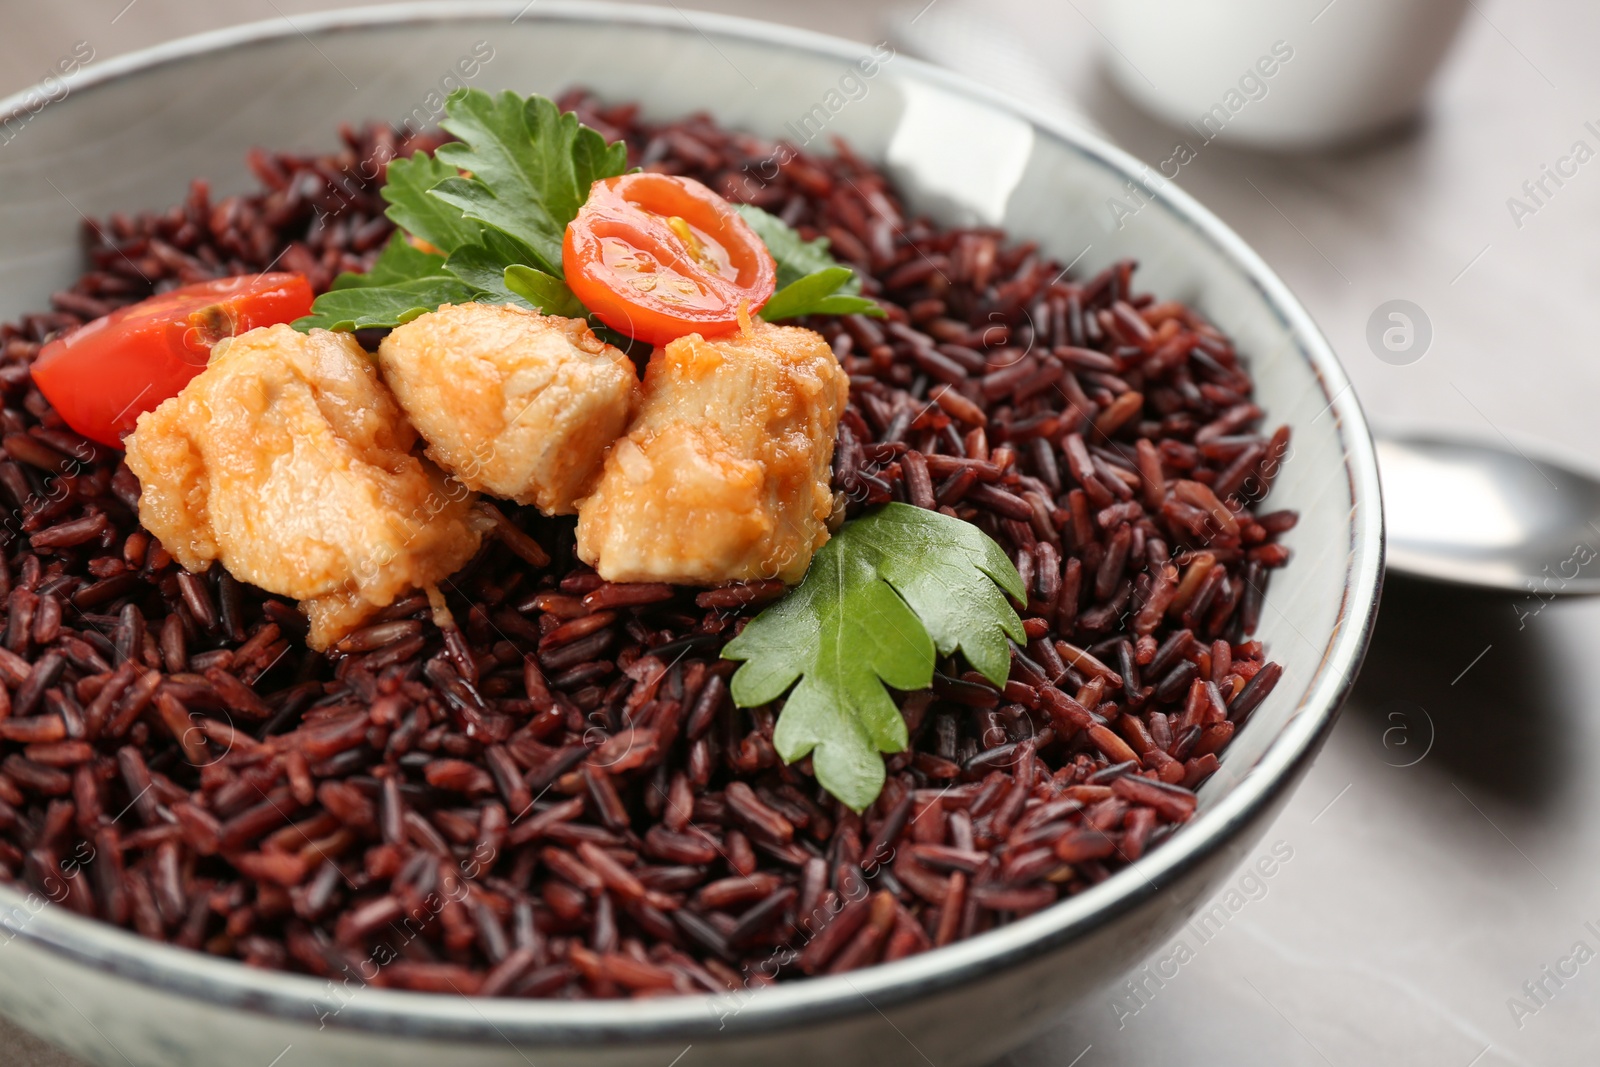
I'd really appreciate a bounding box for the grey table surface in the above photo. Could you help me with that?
[3,0,1598,1064]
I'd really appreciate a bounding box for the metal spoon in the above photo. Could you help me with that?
[1377,432,1600,595]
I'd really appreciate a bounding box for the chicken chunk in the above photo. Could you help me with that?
[377,303,639,514]
[124,324,484,649]
[576,319,849,585]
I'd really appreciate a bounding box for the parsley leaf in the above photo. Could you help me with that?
[735,205,885,321]
[735,205,849,289]
[723,504,1025,810]
[763,277,882,321]
[381,153,484,255]
[444,229,551,308]
[759,266,867,321]
[299,92,880,334]
[328,232,449,292]
[297,89,623,333]
[431,90,629,276]
[293,277,479,332]
[504,264,585,318]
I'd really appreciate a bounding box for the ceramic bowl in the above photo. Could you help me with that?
[0,5,1382,1065]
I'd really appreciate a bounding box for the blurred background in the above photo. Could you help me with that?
[7,0,1600,1063]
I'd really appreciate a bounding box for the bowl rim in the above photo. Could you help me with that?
[0,0,1384,1045]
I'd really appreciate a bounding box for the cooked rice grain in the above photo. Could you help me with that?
[0,92,1293,998]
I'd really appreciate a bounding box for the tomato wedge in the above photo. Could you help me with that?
[563,174,776,345]
[32,273,313,447]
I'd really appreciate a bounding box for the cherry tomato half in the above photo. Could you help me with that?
[563,173,776,345]
[32,273,313,446]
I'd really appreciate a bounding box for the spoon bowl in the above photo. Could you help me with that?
[1377,432,1600,596]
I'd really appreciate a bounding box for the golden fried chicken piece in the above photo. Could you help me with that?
[576,318,848,585]
[124,324,484,649]
[377,303,639,514]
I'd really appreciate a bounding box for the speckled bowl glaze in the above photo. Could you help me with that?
[0,6,1382,1065]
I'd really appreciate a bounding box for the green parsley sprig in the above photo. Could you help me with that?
[723,504,1025,811]
[735,205,881,320]
[294,89,882,334]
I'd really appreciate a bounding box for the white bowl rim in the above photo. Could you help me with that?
[0,0,1385,1045]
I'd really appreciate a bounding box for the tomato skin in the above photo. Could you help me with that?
[563,174,776,345]
[32,273,313,446]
